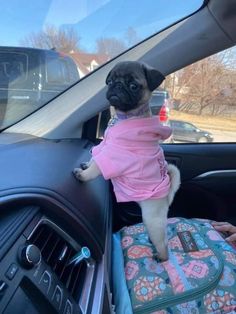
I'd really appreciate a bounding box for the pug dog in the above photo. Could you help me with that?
[74,61,180,261]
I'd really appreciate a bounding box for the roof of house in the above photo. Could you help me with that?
[68,51,110,75]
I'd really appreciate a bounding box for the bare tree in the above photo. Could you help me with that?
[20,25,82,53]
[169,47,236,116]
[125,27,140,47]
[96,37,127,58]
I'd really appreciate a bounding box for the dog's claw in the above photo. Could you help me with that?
[73,168,83,180]
[80,162,89,170]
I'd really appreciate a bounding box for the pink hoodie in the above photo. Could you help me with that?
[92,116,172,202]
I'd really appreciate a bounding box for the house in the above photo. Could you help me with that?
[68,51,109,77]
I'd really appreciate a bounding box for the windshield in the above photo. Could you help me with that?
[0,0,203,130]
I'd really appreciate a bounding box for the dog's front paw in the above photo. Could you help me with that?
[73,168,83,181]
[80,162,89,170]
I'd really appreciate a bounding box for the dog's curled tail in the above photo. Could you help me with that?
[167,164,181,206]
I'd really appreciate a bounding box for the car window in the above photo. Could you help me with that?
[0,52,28,84]
[97,46,236,144]
[46,57,77,85]
[150,94,165,107]
[182,123,196,131]
[0,0,204,131]
[166,46,236,143]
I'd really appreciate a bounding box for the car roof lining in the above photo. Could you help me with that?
[208,0,236,42]
[5,0,236,139]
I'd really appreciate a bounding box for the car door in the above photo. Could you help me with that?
[181,122,197,142]
[113,143,236,231]
[174,121,187,141]
[164,143,236,223]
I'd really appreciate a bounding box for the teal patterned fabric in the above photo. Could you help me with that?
[119,218,236,314]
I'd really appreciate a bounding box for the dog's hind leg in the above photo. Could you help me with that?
[138,198,169,261]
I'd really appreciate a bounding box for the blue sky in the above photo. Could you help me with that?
[1,0,203,52]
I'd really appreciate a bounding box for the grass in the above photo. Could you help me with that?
[170,110,236,132]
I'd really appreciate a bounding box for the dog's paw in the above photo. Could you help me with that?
[157,247,169,262]
[152,245,169,262]
[73,168,83,181]
[152,251,168,262]
[80,162,89,170]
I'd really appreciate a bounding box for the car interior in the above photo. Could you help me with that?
[0,0,236,313]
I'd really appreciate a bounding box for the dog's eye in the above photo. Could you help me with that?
[129,83,138,91]
[107,79,113,86]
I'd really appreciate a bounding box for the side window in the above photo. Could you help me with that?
[46,57,78,85]
[96,109,111,139]
[97,46,236,143]
[164,46,236,143]
[46,58,67,84]
[183,123,195,131]
[0,52,27,85]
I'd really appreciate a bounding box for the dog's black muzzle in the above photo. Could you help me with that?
[106,85,138,111]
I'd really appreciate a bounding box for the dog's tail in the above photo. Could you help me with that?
[167,164,181,206]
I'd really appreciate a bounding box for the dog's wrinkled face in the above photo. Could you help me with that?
[106,61,165,112]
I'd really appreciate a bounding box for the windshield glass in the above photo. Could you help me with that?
[0,0,203,130]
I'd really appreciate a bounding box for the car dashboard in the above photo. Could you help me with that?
[0,133,112,314]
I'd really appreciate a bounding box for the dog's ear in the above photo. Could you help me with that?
[105,70,112,85]
[142,64,165,91]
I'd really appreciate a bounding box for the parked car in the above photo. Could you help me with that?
[0,47,79,128]
[150,89,171,122]
[170,119,214,142]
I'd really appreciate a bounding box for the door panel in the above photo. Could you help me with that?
[113,143,236,231]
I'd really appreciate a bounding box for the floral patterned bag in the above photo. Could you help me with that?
[116,218,236,314]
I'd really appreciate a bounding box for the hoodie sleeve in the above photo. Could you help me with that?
[92,143,136,180]
[157,124,172,140]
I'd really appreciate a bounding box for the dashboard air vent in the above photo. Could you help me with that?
[29,222,88,301]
